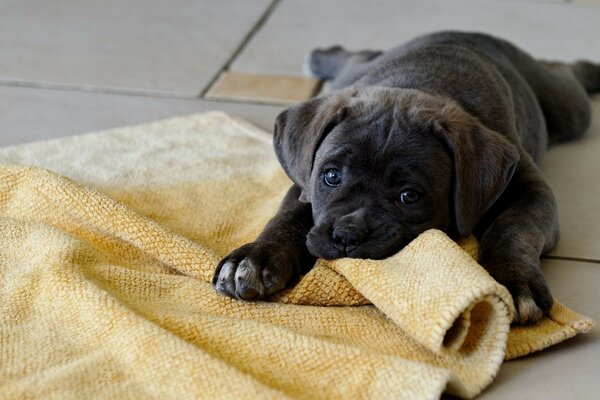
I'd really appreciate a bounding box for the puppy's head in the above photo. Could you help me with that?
[274,87,519,259]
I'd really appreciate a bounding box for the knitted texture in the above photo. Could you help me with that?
[0,112,594,399]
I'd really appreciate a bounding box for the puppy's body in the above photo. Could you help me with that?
[323,32,591,158]
[214,31,600,323]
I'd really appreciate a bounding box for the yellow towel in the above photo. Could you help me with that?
[0,112,593,399]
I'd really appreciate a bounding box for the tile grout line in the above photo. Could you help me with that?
[196,96,291,107]
[542,255,600,264]
[0,0,284,104]
[199,0,282,98]
[0,78,293,107]
[0,78,196,100]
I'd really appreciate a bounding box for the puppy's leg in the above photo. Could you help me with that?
[522,58,596,144]
[571,60,600,94]
[477,159,558,324]
[213,185,315,300]
[305,46,382,89]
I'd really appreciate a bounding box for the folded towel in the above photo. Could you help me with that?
[0,112,593,399]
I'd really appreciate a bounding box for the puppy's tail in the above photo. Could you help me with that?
[572,60,600,94]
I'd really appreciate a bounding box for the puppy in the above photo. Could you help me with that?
[213,31,600,324]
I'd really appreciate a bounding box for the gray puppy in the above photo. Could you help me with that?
[213,31,600,324]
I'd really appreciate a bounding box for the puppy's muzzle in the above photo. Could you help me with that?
[331,208,369,250]
[332,226,365,247]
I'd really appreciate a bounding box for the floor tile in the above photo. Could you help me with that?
[573,0,600,5]
[481,258,600,399]
[232,0,600,75]
[542,97,600,260]
[0,86,284,147]
[493,0,566,3]
[0,0,271,96]
[205,72,320,104]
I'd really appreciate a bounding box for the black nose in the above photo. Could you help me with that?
[332,226,364,247]
[332,208,369,249]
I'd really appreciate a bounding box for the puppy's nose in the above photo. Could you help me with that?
[332,208,369,248]
[332,226,364,247]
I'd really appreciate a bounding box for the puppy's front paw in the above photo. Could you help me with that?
[495,266,554,325]
[212,242,299,300]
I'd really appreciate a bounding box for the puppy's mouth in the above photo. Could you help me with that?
[306,224,413,260]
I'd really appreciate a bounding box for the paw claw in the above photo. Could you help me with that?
[515,296,544,324]
[263,269,285,294]
[214,261,236,297]
[237,284,260,300]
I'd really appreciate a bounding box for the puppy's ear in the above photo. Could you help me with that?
[273,95,347,202]
[429,104,520,238]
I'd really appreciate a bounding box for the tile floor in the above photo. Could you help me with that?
[1,0,598,398]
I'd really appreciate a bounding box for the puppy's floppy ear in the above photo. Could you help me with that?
[273,95,347,203]
[429,103,520,238]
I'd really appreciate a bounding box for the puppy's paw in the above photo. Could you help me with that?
[515,296,544,324]
[496,267,553,325]
[212,242,299,300]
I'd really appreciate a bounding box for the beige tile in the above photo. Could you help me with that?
[205,72,320,104]
[573,0,600,5]
[232,0,600,75]
[0,0,271,96]
[0,86,284,147]
[542,97,600,260]
[542,259,600,321]
[481,258,600,399]
[493,0,566,3]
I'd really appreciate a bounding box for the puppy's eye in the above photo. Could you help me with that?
[400,189,420,205]
[323,168,342,187]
